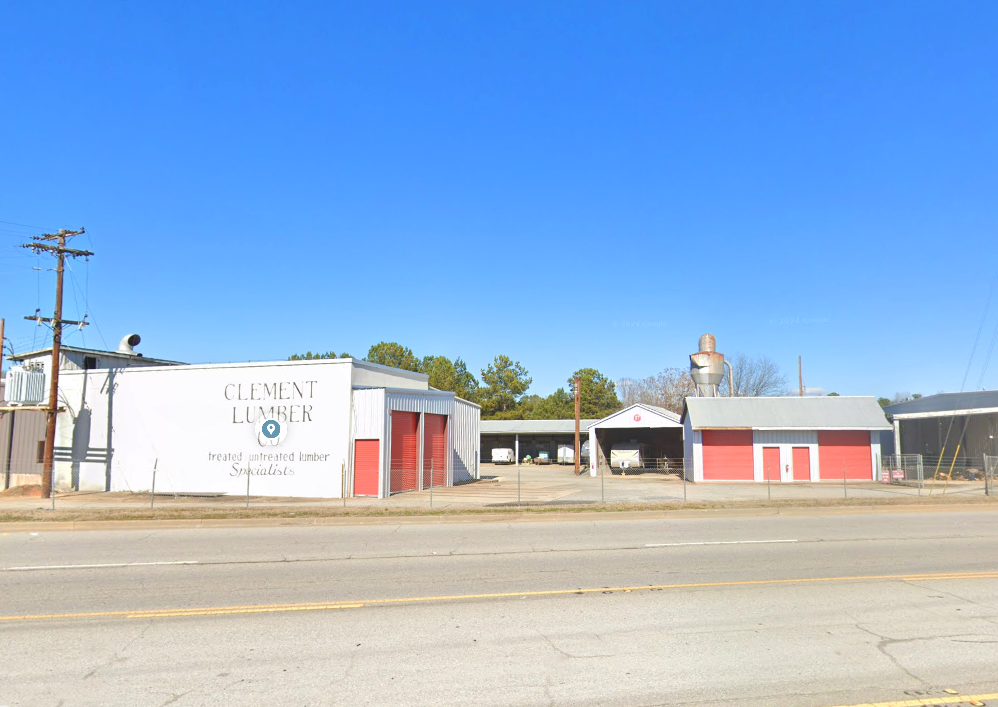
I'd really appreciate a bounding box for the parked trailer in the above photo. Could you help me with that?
[557,445,575,464]
[491,448,515,464]
[610,442,652,470]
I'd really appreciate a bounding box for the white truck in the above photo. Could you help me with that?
[491,448,515,464]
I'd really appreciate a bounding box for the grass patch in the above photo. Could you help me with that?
[0,493,995,524]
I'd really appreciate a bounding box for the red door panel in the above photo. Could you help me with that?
[390,411,420,492]
[818,431,872,480]
[353,439,380,496]
[792,447,811,481]
[422,414,447,488]
[702,430,754,480]
[762,447,781,481]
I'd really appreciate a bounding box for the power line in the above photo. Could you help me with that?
[0,219,56,230]
[976,315,998,390]
[961,270,998,391]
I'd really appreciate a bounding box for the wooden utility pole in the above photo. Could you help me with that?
[798,356,804,397]
[21,229,92,498]
[0,318,5,396]
[574,374,581,475]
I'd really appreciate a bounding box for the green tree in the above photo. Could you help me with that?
[827,392,840,396]
[526,388,574,419]
[365,341,420,372]
[287,351,338,361]
[421,355,479,402]
[877,397,892,407]
[479,355,532,418]
[569,368,622,418]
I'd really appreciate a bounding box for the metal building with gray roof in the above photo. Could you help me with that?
[882,391,998,464]
[681,396,890,483]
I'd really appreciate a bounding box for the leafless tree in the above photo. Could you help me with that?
[617,367,697,414]
[722,353,791,397]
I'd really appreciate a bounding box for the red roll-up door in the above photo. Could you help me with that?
[702,430,755,480]
[423,413,447,488]
[792,447,811,481]
[390,411,420,493]
[762,447,781,481]
[818,431,872,480]
[353,439,380,497]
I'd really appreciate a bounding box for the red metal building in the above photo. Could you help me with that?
[681,397,891,482]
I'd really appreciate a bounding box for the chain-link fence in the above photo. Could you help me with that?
[881,454,925,487]
[2,454,995,515]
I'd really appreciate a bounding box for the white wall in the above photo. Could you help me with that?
[453,398,480,483]
[350,361,428,390]
[55,360,354,497]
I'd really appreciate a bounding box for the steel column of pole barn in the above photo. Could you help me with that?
[893,418,902,458]
[574,375,581,475]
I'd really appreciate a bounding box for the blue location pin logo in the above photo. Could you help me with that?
[262,419,281,439]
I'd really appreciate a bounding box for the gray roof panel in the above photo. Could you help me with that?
[883,390,998,417]
[480,419,600,435]
[684,396,890,430]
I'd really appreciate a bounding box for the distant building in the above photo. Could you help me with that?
[480,419,598,465]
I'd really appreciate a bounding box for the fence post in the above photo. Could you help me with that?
[429,460,434,509]
[917,455,923,495]
[683,463,687,503]
[245,467,251,508]
[843,462,847,499]
[517,463,521,508]
[150,459,158,509]
[766,464,771,501]
[342,460,347,508]
[984,454,990,497]
[600,460,605,504]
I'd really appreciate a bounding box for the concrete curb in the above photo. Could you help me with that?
[1,502,995,533]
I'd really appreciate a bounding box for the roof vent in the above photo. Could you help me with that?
[117,334,141,356]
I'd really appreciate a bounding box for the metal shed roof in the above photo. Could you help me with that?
[480,419,599,435]
[590,403,682,428]
[883,391,998,419]
[7,345,184,366]
[683,396,891,431]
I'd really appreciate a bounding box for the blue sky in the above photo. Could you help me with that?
[2,1,997,398]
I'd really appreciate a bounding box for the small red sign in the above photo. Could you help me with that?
[633,414,641,422]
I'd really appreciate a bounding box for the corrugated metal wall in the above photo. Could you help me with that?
[453,398,480,482]
[352,388,386,439]
[753,431,818,445]
[0,409,47,488]
[386,391,454,416]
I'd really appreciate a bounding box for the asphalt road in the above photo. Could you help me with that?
[2,509,997,707]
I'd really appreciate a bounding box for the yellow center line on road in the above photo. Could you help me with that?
[821,691,998,707]
[1,569,996,623]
